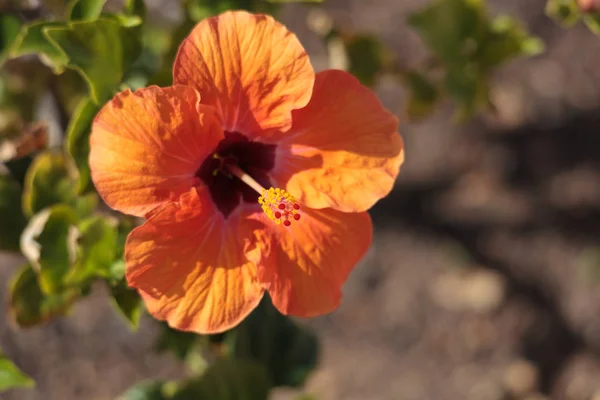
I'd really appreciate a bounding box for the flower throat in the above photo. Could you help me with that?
[196,131,301,226]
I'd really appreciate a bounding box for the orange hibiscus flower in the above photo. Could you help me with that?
[89,11,404,333]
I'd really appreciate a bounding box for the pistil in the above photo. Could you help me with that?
[226,163,301,226]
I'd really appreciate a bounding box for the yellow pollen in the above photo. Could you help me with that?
[226,164,302,226]
[258,187,301,227]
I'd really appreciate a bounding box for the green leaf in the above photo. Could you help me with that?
[344,34,388,87]
[147,67,172,86]
[102,13,143,28]
[478,16,544,68]
[121,361,270,400]
[147,17,196,86]
[0,352,34,392]
[546,0,600,34]
[119,381,170,400]
[0,15,22,64]
[68,215,117,285]
[403,71,441,120]
[20,205,78,294]
[108,0,147,31]
[44,19,142,104]
[235,297,319,388]
[109,259,126,281]
[408,0,543,119]
[66,96,99,193]
[172,359,270,400]
[121,48,161,91]
[3,156,33,188]
[67,0,107,21]
[107,216,136,282]
[408,0,487,68]
[115,216,136,259]
[444,64,489,120]
[186,0,280,21]
[22,151,78,217]
[0,175,27,251]
[545,0,581,26]
[155,322,200,361]
[8,264,79,327]
[408,0,543,69]
[10,21,69,73]
[583,13,600,33]
[124,0,147,21]
[74,192,99,218]
[110,280,143,330]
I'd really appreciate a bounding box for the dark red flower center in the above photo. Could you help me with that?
[196,131,275,217]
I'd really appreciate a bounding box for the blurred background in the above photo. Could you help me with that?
[1,0,600,399]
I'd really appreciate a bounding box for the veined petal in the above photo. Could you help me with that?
[90,85,223,217]
[255,208,372,317]
[270,70,404,213]
[125,187,265,334]
[173,11,314,136]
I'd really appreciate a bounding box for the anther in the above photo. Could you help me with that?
[225,163,303,227]
[257,187,303,227]
[211,153,234,178]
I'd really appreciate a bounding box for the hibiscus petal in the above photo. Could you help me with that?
[90,85,223,217]
[255,208,372,317]
[270,70,404,213]
[173,10,314,135]
[125,187,265,334]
